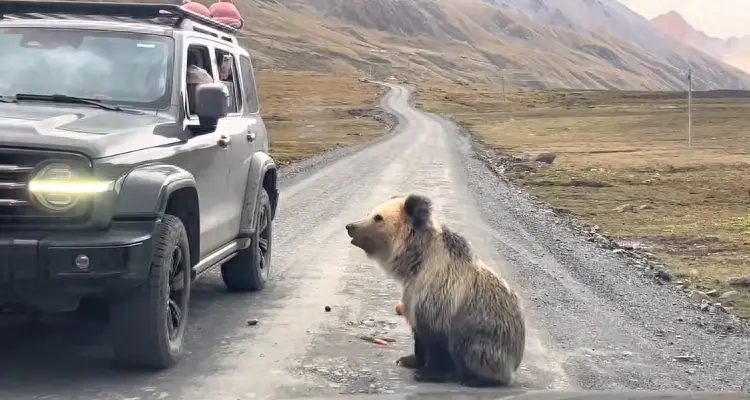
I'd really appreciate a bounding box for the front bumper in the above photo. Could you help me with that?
[0,220,158,299]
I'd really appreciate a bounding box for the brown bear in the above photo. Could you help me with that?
[345,194,526,387]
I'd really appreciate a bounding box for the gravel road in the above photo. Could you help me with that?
[0,84,748,400]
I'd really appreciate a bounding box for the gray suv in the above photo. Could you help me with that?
[0,1,279,369]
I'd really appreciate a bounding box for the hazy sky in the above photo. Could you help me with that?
[618,0,749,39]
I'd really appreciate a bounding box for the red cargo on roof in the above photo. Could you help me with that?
[181,0,211,18]
[209,0,243,29]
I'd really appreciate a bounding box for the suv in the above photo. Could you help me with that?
[0,1,279,369]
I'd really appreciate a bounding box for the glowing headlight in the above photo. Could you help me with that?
[28,163,113,212]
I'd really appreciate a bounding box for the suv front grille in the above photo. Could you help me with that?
[0,164,33,207]
[0,147,92,227]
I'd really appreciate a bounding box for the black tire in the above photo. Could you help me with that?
[221,189,273,292]
[109,215,192,369]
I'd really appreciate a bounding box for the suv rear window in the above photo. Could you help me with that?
[0,28,174,109]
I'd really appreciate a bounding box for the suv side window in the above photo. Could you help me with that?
[214,48,242,115]
[185,44,214,119]
[238,55,259,114]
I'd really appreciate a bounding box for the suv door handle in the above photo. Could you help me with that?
[218,135,231,148]
[246,129,256,142]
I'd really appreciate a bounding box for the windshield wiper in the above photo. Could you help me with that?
[14,93,144,114]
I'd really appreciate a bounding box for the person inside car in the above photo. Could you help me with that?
[185,50,215,116]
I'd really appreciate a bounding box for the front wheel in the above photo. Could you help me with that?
[109,215,192,369]
[221,189,273,292]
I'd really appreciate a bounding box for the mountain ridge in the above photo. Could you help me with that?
[245,0,750,90]
[21,0,750,90]
[651,10,750,74]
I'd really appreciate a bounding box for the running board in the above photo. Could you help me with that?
[192,238,250,277]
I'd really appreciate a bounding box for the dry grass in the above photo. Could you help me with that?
[257,71,384,164]
[420,83,750,317]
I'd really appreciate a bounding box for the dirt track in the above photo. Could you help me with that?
[0,84,748,399]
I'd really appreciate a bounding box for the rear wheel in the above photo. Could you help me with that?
[109,215,192,369]
[221,189,273,292]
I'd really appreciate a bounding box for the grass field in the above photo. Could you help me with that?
[419,84,750,318]
[257,71,385,164]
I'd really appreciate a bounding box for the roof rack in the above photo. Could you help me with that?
[0,1,240,37]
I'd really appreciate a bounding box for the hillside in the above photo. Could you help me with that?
[651,11,750,74]
[218,0,750,90]
[13,0,750,90]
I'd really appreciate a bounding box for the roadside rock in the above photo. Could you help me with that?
[614,203,654,213]
[615,203,636,213]
[570,178,611,188]
[719,290,741,302]
[654,267,674,282]
[689,290,711,303]
[505,162,538,173]
[533,152,557,164]
[714,303,729,313]
[727,275,750,288]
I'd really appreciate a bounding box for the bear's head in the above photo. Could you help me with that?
[345,194,434,262]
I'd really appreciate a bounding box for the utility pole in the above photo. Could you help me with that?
[501,71,507,102]
[688,68,693,147]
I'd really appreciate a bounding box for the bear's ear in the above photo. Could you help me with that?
[404,194,432,230]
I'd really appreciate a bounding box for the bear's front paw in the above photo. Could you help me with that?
[396,354,421,369]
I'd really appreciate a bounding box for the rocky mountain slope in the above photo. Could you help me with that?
[651,10,750,74]
[21,0,750,90]
[230,0,750,90]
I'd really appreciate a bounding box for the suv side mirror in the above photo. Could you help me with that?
[194,82,229,131]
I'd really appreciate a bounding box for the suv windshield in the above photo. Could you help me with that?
[0,28,173,109]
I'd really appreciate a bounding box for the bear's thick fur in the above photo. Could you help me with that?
[346,194,526,387]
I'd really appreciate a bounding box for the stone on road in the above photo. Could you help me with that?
[0,84,747,400]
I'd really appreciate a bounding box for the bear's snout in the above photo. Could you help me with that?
[346,222,357,237]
